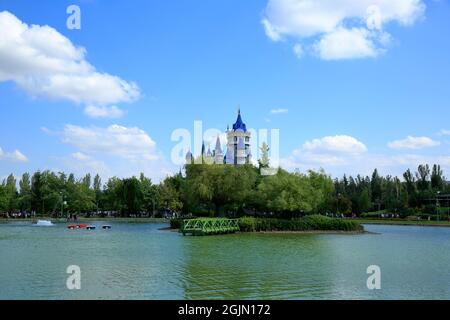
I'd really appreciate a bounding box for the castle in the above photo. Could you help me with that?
[185,109,252,165]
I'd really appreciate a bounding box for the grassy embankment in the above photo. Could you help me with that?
[354,218,450,227]
[171,215,364,233]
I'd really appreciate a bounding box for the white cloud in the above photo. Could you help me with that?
[281,134,450,179]
[388,136,440,150]
[262,0,425,60]
[64,152,109,176]
[281,150,450,179]
[0,147,28,162]
[55,124,177,182]
[0,11,140,113]
[84,105,125,119]
[71,152,92,162]
[62,124,157,160]
[262,18,283,41]
[438,129,450,136]
[270,108,289,114]
[292,43,304,58]
[281,135,367,176]
[302,135,368,155]
[313,27,379,60]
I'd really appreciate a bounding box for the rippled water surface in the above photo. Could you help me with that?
[1,221,449,299]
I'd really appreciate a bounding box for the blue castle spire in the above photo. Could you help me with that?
[232,108,247,132]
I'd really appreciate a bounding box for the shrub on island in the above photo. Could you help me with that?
[238,215,363,232]
[171,215,363,232]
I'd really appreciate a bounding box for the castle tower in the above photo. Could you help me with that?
[236,137,246,165]
[226,109,251,165]
[185,109,251,166]
[225,147,234,165]
[185,150,193,164]
[214,136,223,164]
[204,144,214,164]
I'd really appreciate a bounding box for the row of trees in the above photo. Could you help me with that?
[0,163,448,218]
[332,164,449,216]
[0,171,181,217]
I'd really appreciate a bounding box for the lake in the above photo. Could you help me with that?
[0,221,449,299]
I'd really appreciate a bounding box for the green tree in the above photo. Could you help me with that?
[431,164,444,191]
[357,188,371,214]
[257,169,318,215]
[18,173,32,212]
[371,169,382,210]
[258,142,270,169]
[4,174,18,212]
[121,177,143,216]
[416,164,430,192]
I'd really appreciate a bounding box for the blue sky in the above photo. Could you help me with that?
[1,0,450,181]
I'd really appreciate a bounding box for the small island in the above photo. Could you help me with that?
[172,215,364,236]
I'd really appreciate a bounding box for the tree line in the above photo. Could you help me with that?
[0,163,448,218]
[332,164,449,218]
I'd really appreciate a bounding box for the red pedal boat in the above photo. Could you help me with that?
[67,224,87,229]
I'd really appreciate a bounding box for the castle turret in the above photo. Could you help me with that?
[214,136,223,164]
[185,150,193,164]
[204,144,214,164]
[227,109,251,165]
[201,141,206,156]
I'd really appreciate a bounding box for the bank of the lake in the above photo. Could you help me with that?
[0,217,169,224]
[353,218,450,228]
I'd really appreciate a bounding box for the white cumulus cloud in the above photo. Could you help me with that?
[53,124,177,182]
[0,11,140,114]
[0,147,28,162]
[388,136,440,150]
[281,135,367,175]
[313,27,379,60]
[270,108,289,114]
[61,124,157,161]
[262,0,425,60]
[292,44,304,58]
[302,135,368,155]
[84,105,125,119]
[438,129,450,136]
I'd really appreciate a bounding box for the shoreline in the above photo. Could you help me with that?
[251,230,368,235]
[165,228,367,235]
[356,220,450,228]
[3,217,450,229]
[0,217,170,224]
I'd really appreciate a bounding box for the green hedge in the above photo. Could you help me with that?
[171,215,363,232]
[170,218,184,229]
[238,215,363,232]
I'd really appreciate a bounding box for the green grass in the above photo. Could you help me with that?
[354,218,450,227]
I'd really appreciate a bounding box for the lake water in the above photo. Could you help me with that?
[0,221,449,300]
